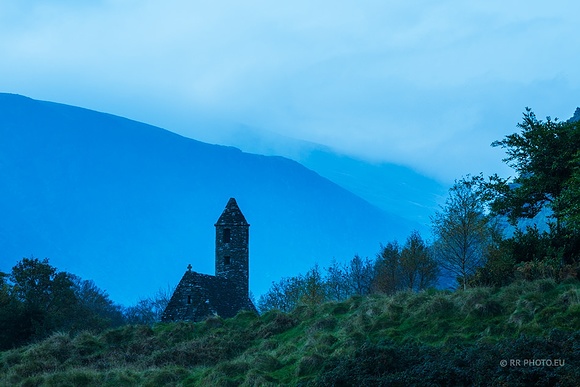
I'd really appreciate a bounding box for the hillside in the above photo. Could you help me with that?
[0,93,418,304]
[1,279,578,386]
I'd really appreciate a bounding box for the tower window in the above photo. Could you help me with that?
[224,256,231,265]
[223,228,231,243]
[187,295,192,304]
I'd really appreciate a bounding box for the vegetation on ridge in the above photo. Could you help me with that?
[1,278,579,386]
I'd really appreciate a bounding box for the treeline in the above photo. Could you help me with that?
[0,257,171,350]
[258,231,438,312]
[260,108,580,312]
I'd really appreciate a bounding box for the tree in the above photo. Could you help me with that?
[300,265,328,306]
[346,255,375,296]
[432,178,497,290]
[124,285,175,325]
[488,108,580,227]
[3,258,126,347]
[325,260,350,301]
[373,241,401,294]
[9,257,78,338]
[0,272,24,349]
[258,276,305,313]
[399,231,438,291]
[467,224,514,287]
[73,277,125,329]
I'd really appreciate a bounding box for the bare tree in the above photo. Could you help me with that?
[258,276,304,313]
[124,284,175,325]
[432,177,496,290]
[325,260,350,301]
[346,255,374,296]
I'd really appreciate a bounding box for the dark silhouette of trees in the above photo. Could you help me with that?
[0,257,124,349]
[374,233,437,293]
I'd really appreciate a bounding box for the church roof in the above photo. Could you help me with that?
[215,197,249,226]
[161,270,256,322]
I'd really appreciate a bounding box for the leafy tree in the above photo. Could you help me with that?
[432,177,498,290]
[467,226,515,287]
[0,272,24,349]
[373,241,401,294]
[488,108,580,228]
[399,231,438,291]
[2,257,126,348]
[9,257,78,339]
[480,108,580,273]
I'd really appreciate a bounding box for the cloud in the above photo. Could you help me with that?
[1,0,579,182]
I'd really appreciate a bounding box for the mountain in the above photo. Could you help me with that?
[0,94,418,304]
[194,124,446,229]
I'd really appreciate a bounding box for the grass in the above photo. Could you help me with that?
[1,279,579,386]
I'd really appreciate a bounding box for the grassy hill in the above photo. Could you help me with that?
[1,279,579,386]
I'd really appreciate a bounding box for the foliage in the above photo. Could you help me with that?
[373,234,438,293]
[373,241,400,294]
[258,256,375,313]
[399,231,438,291]
[0,258,124,350]
[260,232,441,314]
[488,108,580,227]
[481,108,580,271]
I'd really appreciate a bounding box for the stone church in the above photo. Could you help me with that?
[161,198,257,322]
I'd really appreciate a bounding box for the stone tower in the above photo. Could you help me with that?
[215,197,250,297]
[161,197,256,322]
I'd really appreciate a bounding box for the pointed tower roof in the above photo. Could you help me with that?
[215,198,249,226]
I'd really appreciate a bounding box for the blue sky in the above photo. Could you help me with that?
[2,0,579,182]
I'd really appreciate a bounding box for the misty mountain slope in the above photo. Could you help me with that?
[200,124,446,229]
[0,93,417,304]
